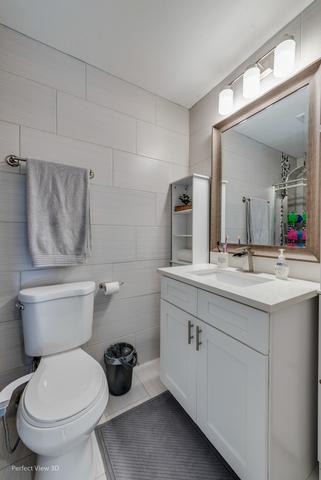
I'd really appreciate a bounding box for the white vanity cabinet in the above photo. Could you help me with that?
[160,300,197,420]
[160,275,318,480]
[196,322,268,480]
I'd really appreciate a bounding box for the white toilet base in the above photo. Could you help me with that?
[35,433,96,480]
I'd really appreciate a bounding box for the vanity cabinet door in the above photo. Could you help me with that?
[197,321,269,480]
[160,300,197,420]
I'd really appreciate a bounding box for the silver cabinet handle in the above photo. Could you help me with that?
[196,326,202,351]
[188,320,194,344]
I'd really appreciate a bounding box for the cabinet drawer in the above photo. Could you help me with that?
[197,290,269,354]
[161,277,197,315]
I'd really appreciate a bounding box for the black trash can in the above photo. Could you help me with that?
[104,343,137,396]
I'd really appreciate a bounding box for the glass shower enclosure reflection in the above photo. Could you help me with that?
[273,160,307,247]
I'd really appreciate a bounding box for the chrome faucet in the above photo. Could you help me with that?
[233,246,255,273]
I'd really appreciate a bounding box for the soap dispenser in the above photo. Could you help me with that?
[275,249,289,280]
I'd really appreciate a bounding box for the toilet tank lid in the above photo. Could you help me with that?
[19,281,96,303]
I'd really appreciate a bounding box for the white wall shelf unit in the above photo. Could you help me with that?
[171,174,210,266]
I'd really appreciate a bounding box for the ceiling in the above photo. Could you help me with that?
[0,0,314,108]
[233,85,309,158]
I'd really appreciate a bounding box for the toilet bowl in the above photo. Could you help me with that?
[16,282,109,480]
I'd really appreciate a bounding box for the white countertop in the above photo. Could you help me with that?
[158,264,320,313]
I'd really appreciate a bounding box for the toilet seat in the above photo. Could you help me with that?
[22,349,106,427]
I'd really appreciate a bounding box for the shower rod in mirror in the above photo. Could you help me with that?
[5,154,95,179]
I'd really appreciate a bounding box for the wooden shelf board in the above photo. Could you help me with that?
[173,209,193,215]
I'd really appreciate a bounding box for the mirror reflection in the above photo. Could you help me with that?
[221,85,308,248]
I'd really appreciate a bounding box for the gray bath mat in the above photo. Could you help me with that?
[95,391,238,480]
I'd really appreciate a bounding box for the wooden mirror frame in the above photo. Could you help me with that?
[211,59,321,262]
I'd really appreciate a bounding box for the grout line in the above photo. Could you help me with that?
[111,149,115,186]
[85,63,88,100]
[55,90,58,134]
[0,219,170,229]
[135,120,138,154]
[6,123,189,169]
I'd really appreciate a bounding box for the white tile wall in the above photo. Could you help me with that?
[156,98,189,134]
[189,158,211,177]
[0,222,31,271]
[136,226,171,260]
[0,27,189,463]
[156,192,171,226]
[57,92,137,152]
[0,173,25,222]
[90,294,160,346]
[20,128,113,186]
[87,65,156,123]
[89,225,137,264]
[0,25,86,98]
[301,1,321,65]
[0,121,19,173]
[0,321,27,373]
[137,121,189,165]
[112,260,167,299]
[91,185,156,226]
[170,162,189,182]
[113,150,171,193]
[0,272,20,324]
[0,70,56,132]
[189,126,211,166]
[134,325,160,363]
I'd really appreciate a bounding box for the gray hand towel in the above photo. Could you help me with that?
[26,159,92,267]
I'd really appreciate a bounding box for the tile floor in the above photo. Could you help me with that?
[1,358,319,480]
[94,358,166,480]
[0,358,166,480]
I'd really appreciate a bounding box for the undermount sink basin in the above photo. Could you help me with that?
[191,269,273,288]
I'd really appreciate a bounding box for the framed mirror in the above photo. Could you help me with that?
[211,59,321,262]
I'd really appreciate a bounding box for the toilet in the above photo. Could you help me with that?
[16,281,108,480]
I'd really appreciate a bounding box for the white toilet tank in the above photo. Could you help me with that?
[18,281,96,357]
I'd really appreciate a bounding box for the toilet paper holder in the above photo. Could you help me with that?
[98,280,125,289]
[98,281,124,290]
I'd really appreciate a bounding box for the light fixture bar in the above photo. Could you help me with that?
[218,34,296,115]
[225,36,295,88]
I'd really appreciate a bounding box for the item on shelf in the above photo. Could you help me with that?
[175,204,192,212]
[178,193,192,205]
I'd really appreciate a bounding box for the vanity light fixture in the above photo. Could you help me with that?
[217,35,296,115]
[273,37,296,78]
[218,88,234,115]
[243,65,261,99]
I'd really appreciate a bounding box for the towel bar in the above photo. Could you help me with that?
[5,154,95,179]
